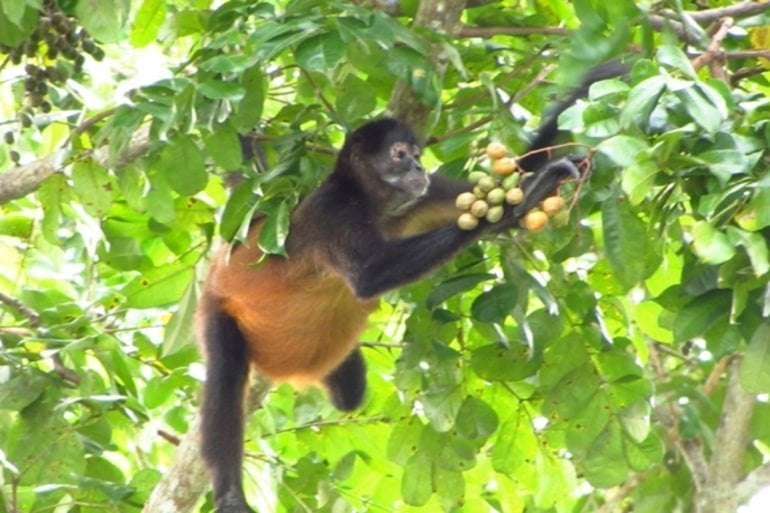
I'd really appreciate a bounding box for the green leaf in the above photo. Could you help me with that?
[335,74,377,121]
[691,221,735,265]
[160,135,207,196]
[203,122,242,170]
[402,452,432,506]
[295,31,345,71]
[162,278,199,357]
[0,372,47,410]
[72,160,115,218]
[581,421,628,488]
[258,200,291,255]
[76,0,127,43]
[596,135,649,168]
[434,465,465,511]
[130,0,167,47]
[622,158,658,205]
[1,0,27,26]
[122,264,195,308]
[387,417,422,465]
[470,283,517,323]
[727,227,769,277]
[673,290,731,343]
[623,432,664,472]
[618,401,651,443]
[0,213,34,238]
[455,397,499,440]
[197,79,245,101]
[602,197,647,290]
[6,396,86,486]
[699,149,750,184]
[676,85,724,135]
[0,2,37,46]
[234,66,266,132]
[471,343,539,382]
[426,273,493,310]
[219,178,259,242]
[657,45,697,78]
[740,323,770,393]
[620,75,665,130]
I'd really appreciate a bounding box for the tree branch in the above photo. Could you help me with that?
[457,25,569,38]
[697,356,756,513]
[736,463,770,506]
[141,377,272,513]
[0,119,150,205]
[661,1,770,24]
[387,0,468,137]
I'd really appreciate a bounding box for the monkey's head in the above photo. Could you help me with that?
[337,118,429,214]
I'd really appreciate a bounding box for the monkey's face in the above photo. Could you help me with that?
[378,141,429,199]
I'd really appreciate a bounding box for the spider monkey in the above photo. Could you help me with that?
[198,60,627,512]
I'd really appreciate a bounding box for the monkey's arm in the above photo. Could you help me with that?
[332,157,582,299]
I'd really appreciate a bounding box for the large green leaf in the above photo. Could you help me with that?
[159,135,208,196]
[673,290,731,343]
[295,31,345,71]
[130,0,167,47]
[76,0,127,43]
[122,263,195,308]
[740,323,770,393]
[602,196,647,290]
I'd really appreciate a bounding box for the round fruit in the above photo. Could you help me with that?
[523,210,548,233]
[486,141,507,159]
[477,175,498,193]
[455,192,477,211]
[492,157,517,176]
[505,187,524,205]
[458,213,479,231]
[486,205,504,223]
[468,171,488,184]
[551,210,570,227]
[486,188,505,205]
[470,200,489,218]
[541,196,566,216]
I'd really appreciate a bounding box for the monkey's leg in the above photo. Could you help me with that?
[324,347,367,411]
[200,308,255,513]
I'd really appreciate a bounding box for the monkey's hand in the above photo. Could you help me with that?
[497,155,590,230]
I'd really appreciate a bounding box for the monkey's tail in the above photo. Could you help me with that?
[518,59,629,172]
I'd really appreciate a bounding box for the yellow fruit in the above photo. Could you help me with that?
[492,157,517,176]
[486,141,508,159]
[470,200,489,218]
[505,187,524,205]
[457,213,479,231]
[455,192,477,211]
[541,196,566,216]
[523,210,548,233]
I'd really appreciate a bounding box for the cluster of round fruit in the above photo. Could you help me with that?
[455,142,566,232]
[0,2,104,114]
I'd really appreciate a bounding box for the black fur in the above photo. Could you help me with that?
[325,347,367,411]
[200,306,254,513]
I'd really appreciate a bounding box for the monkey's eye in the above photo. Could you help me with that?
[396,150,407,159]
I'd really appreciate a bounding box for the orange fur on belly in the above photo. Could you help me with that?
[205,235,378,383]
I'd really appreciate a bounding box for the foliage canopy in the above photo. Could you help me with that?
[1,1,770,512]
